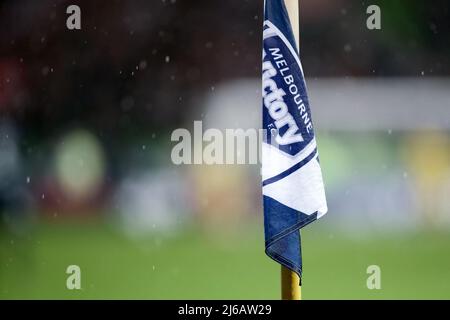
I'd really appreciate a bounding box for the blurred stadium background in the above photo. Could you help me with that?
[1,0,450,299]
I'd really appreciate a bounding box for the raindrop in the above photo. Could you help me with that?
[139,60,147,69]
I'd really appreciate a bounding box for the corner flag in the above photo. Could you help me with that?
[262,0,328,282]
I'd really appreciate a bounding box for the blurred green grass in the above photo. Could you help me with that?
[1,220,449,299]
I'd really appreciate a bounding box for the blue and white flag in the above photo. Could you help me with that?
[262,0,328,280]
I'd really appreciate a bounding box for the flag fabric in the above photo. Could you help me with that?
[262,0,328,280]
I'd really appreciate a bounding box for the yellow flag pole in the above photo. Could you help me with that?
[282,0,302,300]
[285,0,300,48]
[281,266,301,300]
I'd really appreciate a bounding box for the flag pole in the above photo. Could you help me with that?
[282,0,302,300]
[285,0,300,48]
[281,266,301,300]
